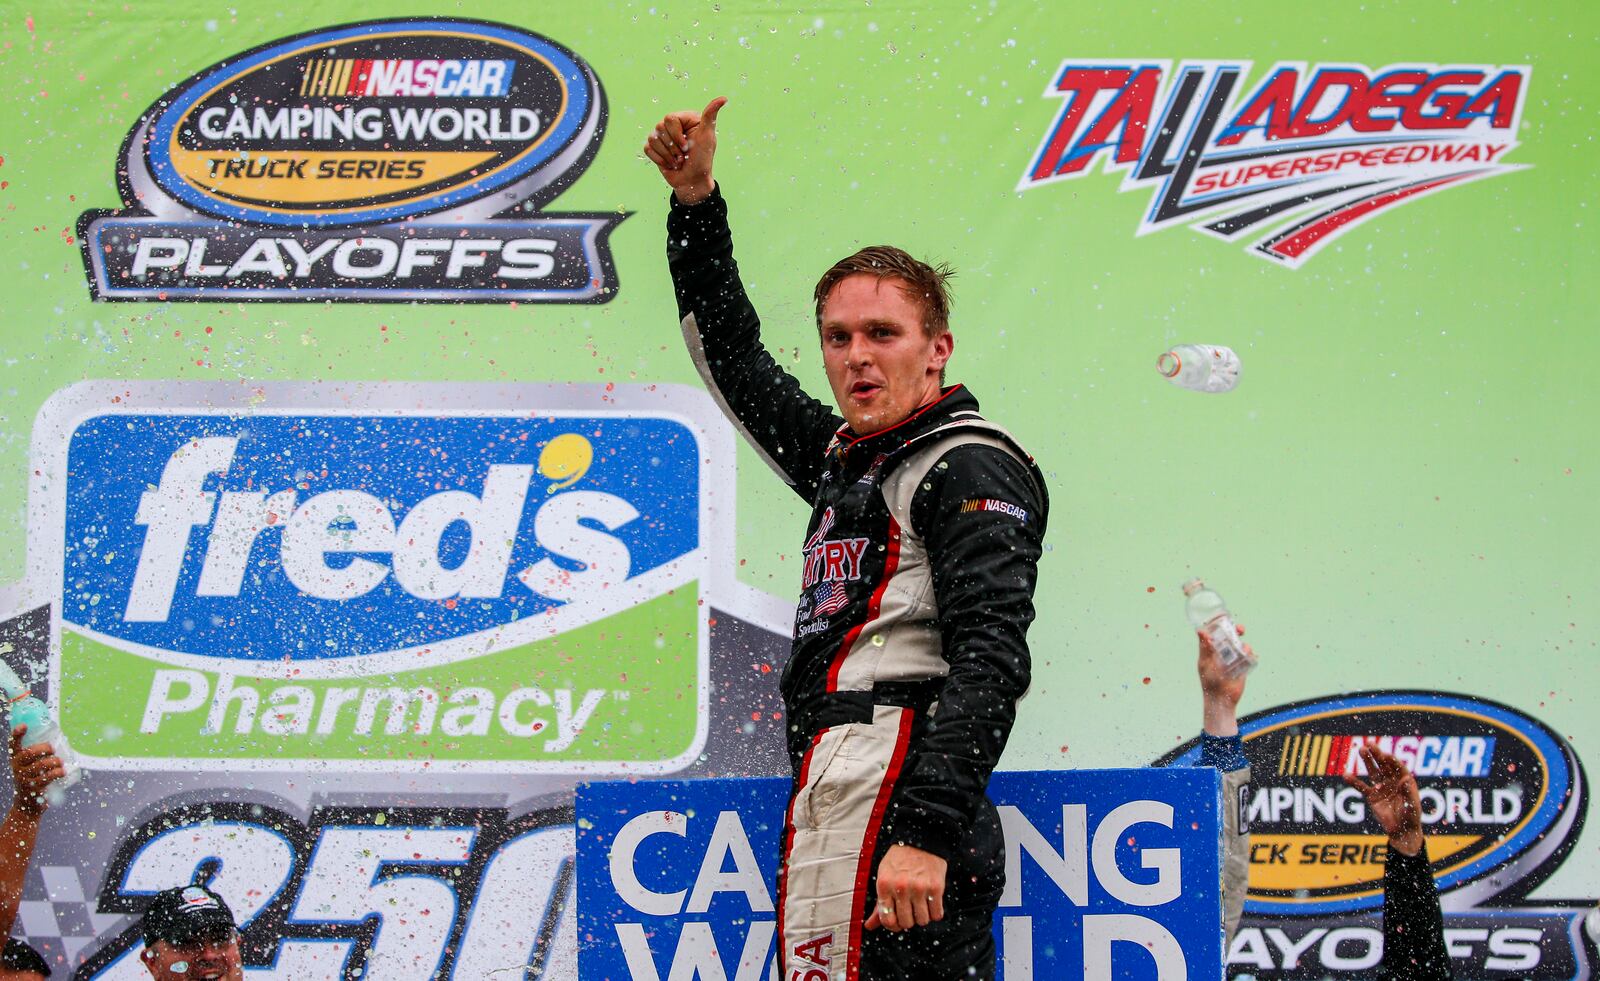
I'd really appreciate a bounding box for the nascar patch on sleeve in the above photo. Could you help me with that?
[960,498,1029,522]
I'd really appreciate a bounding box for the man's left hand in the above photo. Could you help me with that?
[863,844,946,932]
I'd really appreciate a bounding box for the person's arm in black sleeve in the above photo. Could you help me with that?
[885,443,1046,857]
[1382,843,1452,981]
[1344,743,1453,981]
[666,186,841,499]
[647,99,840,497]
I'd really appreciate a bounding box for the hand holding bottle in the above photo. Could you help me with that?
[8,725,66,816]
[0,657,81,803]
[1183,578,1258,676]
[1198,630,1251,737]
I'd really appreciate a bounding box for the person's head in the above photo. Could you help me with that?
[813,247,955,434]
[0,938,50,981]
[138,885,242,981]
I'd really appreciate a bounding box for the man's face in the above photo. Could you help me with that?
[141,933,243,981]
[819,274,953,434]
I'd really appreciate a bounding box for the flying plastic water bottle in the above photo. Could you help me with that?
[1182,578,1257,676]
[1157,345,1242,393]
[0,656,82,802]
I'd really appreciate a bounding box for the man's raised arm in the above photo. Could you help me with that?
[646,98,841,499]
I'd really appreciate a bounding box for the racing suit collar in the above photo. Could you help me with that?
[836,384,977,454]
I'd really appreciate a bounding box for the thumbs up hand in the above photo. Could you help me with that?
[644,96,727,204]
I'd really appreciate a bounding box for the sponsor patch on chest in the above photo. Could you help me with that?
[800,506,871,590]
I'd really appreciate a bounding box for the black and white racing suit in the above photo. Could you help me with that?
[668,185,1048,980]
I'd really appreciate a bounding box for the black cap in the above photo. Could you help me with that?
[140,886,238,948]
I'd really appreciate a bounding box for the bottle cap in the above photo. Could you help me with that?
[1156,351,1182,378]
[1181,578,1205,597]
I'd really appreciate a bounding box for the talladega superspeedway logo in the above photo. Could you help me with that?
[77,18,625,302]
[1020,61,1529,267]
[25,381,733,773]
[1159,691,1595,979]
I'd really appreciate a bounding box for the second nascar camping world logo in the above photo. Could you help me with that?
[1160,691,1595,979]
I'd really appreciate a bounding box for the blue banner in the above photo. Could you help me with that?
[576,768,1223,980]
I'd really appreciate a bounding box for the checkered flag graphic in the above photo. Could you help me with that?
[13,865,126,970]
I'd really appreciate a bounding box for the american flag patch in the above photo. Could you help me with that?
[960,498,1029,522]
[812,581,851,616]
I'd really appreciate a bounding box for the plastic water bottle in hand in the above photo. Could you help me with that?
[1183,578,1257,676]
[1158,345,1242,393]
[0,653,82,803]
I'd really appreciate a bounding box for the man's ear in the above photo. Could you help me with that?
[929,331,954,373]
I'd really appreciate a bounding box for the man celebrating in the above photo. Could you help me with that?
[648,98,1047,980]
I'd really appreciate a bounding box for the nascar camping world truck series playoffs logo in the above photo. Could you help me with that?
[23,381,734,773]
[77,19,624,302]
[1021,61,1529,267]
[1160,691,1595,979]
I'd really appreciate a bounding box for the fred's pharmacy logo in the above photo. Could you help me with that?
[1020,61,1529,267]
[25,382,734,773]
[77,18,625,302]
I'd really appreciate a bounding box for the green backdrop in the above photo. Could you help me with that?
[2,0,1595,907]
